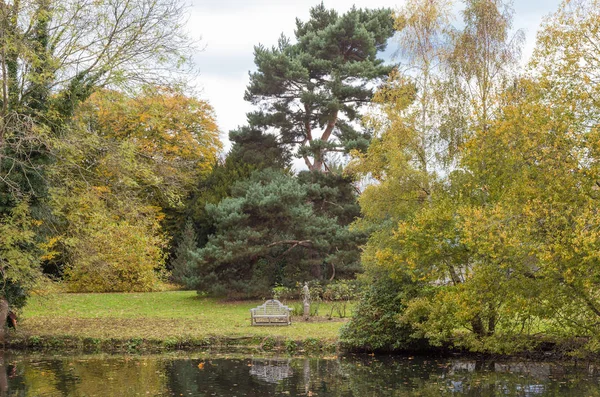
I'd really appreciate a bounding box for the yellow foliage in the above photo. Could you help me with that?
[58,187,168,293]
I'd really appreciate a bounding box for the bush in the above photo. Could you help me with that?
[340,271,426,352]
[62,189,167,292]
[323,280,359,318]
[272,285,297,302]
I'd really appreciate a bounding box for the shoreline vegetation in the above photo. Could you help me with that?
[4,291,595,362]
[1,0,599,365]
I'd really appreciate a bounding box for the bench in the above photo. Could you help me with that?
[250,299,293,326]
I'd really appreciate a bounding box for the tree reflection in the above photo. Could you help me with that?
[1,354,600,396]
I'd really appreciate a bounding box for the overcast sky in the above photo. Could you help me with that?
[186,0,563,155]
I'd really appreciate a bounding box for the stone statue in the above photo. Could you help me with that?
[302,282,310,318]
[302,283,310,304]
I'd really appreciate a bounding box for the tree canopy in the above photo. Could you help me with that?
[245,3,395,171]
[0,0,200,305]
[343,0,600,354]
[192,168,364,298]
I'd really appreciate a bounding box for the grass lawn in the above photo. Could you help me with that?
[17,291,351,348]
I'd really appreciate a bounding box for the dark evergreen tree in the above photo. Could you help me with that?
[245,4,395,171]
[297,170,366,279]
[186,4,395,296]
[226,126,292,170]
[170,219,199,289]
[298,170,360,225]
[182,126,291,250]
[193,169,352,298]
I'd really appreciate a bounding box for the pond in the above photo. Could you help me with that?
[1,352,599,396]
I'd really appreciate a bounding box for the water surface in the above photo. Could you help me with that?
[1,353,599,396]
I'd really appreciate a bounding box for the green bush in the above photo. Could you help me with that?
[323,280,359,318]
[272,285,296,302]
[340,272,426,352]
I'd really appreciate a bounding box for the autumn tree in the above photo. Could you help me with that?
[56,187,168,293]
[79,87,221,238]
[444,0,524,134]
[48,87,220,291]
[454,0,600,347]
[0,0,195,329]
[344,0,526,350]
[245,3,395,171]
[1,0,194,202]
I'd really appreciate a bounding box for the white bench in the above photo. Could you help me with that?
[250,299,293,326]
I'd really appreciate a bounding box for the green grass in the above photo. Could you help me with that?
[18,291,350,347]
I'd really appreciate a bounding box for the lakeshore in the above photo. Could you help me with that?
[4,290,596,362]
[8,291,347,354]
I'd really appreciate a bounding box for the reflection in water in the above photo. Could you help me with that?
[0,353,599,396]
[249,359,293,384]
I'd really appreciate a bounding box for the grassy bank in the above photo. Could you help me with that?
[10,291,350,353]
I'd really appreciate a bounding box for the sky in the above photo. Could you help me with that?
[186,0,563,156]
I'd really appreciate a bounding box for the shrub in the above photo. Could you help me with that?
[340,271,426,351]
[323,280,359,318]
[60,188,167,292]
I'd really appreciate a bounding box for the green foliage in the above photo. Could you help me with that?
[0,201,43,308]
[284,339,298,354]
[45,86,221,292]
[323,280,359,318]
[345,0,535,353]
[344,0,600,354]
[245,4,395,171]
[226,127,292,171]
[340,271,423,351]
[193,169,343,298]
[56,187,167,293]
[272,285,295,302]
[191,167,365,298]
[186,126,290,249]
[297,170,366,279]
[0,0,198,301]
[170,219,199,289]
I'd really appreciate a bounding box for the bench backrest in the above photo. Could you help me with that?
[252,299,289,315]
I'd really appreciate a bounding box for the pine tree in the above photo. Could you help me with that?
[170,219,199,289]
[245,4,395,171]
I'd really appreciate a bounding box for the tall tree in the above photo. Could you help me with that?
[445,0,524,134]
[47,87,220,291]
[245,4,395,171]
[1,0,195,204]
[0,0,195,312]
[345,0,525,350]
[77,87,220,212]
[192,169,363,298]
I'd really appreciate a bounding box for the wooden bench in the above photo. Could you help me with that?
[250,299,293,326]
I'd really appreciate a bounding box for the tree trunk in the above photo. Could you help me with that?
[0,297,8,344]
[487,308,497,336]
[0,353,7,394]
[471,314,486,338]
